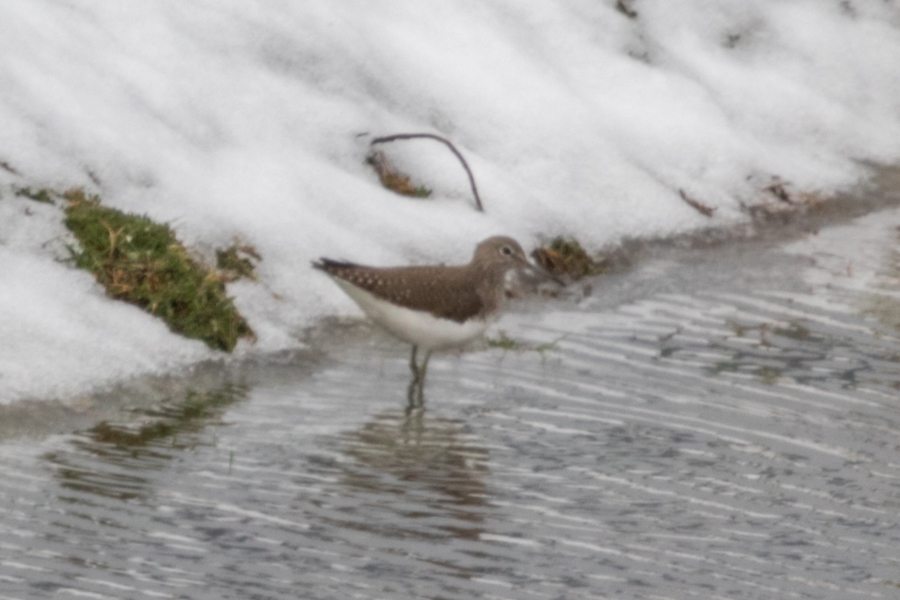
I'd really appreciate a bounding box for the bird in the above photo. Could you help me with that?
[312,236,555,408]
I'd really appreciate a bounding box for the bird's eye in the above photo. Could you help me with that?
[501,246,513,256]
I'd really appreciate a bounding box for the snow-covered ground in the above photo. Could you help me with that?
[1,0,899,405]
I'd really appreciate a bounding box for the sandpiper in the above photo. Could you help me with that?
[313,236,553,407]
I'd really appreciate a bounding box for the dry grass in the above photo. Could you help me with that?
[532,237,607,281]
[366,150,431,198]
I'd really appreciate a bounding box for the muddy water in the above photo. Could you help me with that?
[4,185,900,598]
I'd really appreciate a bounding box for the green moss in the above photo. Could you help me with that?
[412,185,432,198]
[63,189,254,352]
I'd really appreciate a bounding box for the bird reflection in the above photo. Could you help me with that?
[340,409,490,539]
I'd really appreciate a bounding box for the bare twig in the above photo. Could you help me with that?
[0,160,19,175]
[678,189,716,217]
[615,0,638,19]
[370,133,484,212]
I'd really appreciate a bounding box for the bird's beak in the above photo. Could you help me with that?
[523,258,566,286]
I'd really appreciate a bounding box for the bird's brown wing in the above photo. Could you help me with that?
[313,260,484,323]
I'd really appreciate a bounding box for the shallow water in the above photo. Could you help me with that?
[4,186,900,598]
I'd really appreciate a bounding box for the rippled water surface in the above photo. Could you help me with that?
[4,198,900,598]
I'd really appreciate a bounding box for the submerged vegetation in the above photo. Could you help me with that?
[89,386,246,449]
[486,330,564,355]
[486,330,521,351]
[62,188,254,352]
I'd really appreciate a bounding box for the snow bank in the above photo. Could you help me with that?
[2,0,899,403]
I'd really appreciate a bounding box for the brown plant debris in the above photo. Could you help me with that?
[765,180,792,203]
[366,150,431,198]
[745,177,826,224]
[532,237,607,281]
[679,189,716,217]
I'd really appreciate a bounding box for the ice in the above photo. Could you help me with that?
[1,0,899,404]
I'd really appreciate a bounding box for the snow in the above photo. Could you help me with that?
[1,0,900,404]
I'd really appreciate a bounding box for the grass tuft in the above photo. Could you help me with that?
[63,188,254,351]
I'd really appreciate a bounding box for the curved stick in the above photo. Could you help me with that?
[370,133,484,212]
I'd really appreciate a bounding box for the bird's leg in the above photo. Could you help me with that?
[414,350,432,408]
[409,344,420,380]
[406,345,432,410]
[407,344,421,410]
[419,350,432,386]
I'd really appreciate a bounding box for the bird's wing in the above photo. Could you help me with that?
[314,262,484,323]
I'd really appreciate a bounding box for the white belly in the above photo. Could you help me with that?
[334,278,491,350]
